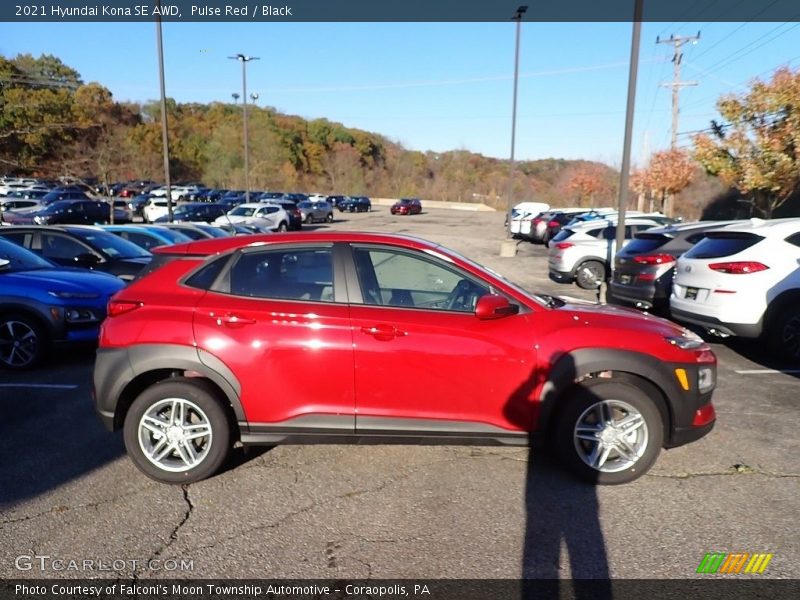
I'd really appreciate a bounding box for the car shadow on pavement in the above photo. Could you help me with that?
[504,354,613,597]
[0,370,125,507]
[722,337,800,378]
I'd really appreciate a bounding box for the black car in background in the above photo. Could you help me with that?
[154,202,227,224]
[40,190,93,206]
[268,198,303,230]
[608,220,740,313]
[18,200,111,225]
[0,225,151,280]
[128,194,152,218]
[338,196,372,212]
[325,195,349,209]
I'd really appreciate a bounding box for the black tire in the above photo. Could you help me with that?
[326,212,333,222]
[767,304,800,363]
[574,260,606,290]
[553,379,663,485]
[304,214,314,224]
[277,221,288,232]
[0,313,48,370]
[123,378,232,484]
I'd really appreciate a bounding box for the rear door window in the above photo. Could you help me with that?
[623,234,670,254]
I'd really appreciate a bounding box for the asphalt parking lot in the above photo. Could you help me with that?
[1,207,798,580]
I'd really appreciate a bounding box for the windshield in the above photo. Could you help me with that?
[40,201,72,214]
[0,238,54,270]
[73,229,151,258]
[230,206,256,217]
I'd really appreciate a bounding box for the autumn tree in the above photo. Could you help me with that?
[567,163,614,207]
[639,149,696,216]
[693,66,800,218]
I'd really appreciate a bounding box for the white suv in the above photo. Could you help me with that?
[670,218,800,360]
[548,217,664,289]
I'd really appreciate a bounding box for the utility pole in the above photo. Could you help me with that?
[657,32,699,216]
[155,0,173,222]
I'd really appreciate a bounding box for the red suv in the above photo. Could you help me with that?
[94,232,716,485]
[390,198,422,215]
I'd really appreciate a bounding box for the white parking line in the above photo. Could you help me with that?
[734,369,800,375]
[0,383,78,389]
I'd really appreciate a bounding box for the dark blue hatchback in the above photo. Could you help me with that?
[0,238,125,369]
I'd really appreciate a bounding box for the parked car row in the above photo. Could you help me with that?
[540,212,800,362]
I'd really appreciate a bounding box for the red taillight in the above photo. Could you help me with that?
[708,261,769,274]
[293,209,301,217]
[633,254,676,265]
[553,242,574,250]
[532,218,542,225]
[547,220,559,227]
[108,300,143,317]
[693,403,716,427]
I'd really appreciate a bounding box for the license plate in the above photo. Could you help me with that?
[620,274,632,284]
[685,287,698,300]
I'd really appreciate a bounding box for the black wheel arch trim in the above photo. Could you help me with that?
[94,343,245,431]
[536,348,712,447]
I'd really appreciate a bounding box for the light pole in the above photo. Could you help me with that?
[155,0,173,222]
[250,92,259,103]
[228,54,259,203]
[231,92,240,104]
[501,5,527,257]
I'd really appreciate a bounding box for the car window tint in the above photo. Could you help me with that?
[227,248,334,302]
[624,235,669,253]
[42,233,88,260]
[352,247,488,313]
[785,232,800,247]
[684,233,764,259]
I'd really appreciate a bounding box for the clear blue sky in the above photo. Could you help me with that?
[2,21,799,166]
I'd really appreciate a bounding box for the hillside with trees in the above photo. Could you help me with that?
[0,53,619,208]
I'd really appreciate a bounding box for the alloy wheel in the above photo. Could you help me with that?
[573,399,649,473]
[138,398,213,473]
[0,319,39,368]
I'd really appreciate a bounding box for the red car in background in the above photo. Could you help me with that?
[391,198,422,215]
[93,232,716,485]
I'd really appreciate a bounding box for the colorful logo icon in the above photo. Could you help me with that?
[697,552,774,574]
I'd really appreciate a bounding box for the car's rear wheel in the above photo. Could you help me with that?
[554,380,663,485]
[326,212,333,222]
[304,214,314,224]
[277,221,288,232]
[575,260,606,289]
[123,379,231,484]
[767,304,800,362]
[0,314,47,370]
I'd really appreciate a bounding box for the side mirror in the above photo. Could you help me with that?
[475,294,519,320]
[74,253,101,267]
[0,258,10,271]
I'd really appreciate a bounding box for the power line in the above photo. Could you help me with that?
[700,21,800,77]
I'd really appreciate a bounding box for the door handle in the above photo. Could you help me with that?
[360,325,407,340]
[216,313,256,326]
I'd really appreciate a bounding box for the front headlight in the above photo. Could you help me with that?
[698,367,716,393]
[665,328,706,350]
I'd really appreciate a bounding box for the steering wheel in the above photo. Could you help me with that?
[445,279,479,311]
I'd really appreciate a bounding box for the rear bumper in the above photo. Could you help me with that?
[608,282,667,310]
[670,307,763,338]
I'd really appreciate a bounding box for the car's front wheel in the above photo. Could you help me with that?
[574,260,606,289]
[326,212,333,222]
[0,313,47,370]
[554,380,663,484]
[123,379,232,484]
